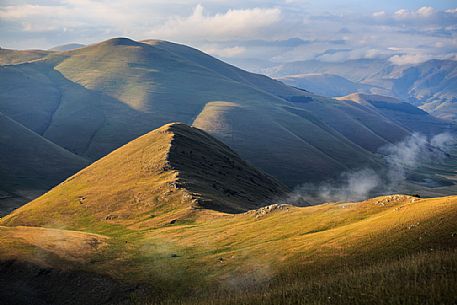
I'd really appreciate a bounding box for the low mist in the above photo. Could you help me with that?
[283,132,456,204]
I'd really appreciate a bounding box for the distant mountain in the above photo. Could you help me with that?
[264,58,389,82]
[361,59,457,121]
[278,73,386,97]
[271,58,457,122]
[49,43,86,52]
[0,112,88,215]
[391,60,457,121]
[0,38,448,188]
[0,48,51,65]
[336,93,453,136]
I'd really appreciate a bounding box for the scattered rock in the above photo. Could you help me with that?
[254,204,289,218]
[170,253,178,258]
[373,195,412,206]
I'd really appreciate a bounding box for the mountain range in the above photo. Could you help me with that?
[269,58,457,122]
[0,38,454,213]
[1,37,457,303]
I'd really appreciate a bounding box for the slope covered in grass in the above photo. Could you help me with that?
[1,194,456,304]
[49,43,86,51]
[0,112,88,215]
[0,37,434,187]
[1,123,287,228]
[0,48,52,65]
[0,123,456,304]
[278,73,380,97]
[337,93,454,136]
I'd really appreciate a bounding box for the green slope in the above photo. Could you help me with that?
[348,59,457,122]
[0,37,431,187]
[1,123,287,228]
[0,112,88,215]
[337,93,454,136]
[0,48,52,65]
[0,124,456,304]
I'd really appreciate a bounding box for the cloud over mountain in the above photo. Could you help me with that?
[148,5,282,41]
[0,1,455,68]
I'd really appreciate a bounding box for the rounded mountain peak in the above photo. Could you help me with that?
[100,37,141,47]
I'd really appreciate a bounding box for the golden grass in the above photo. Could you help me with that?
[1,193,457,304]
[0,225,107,266]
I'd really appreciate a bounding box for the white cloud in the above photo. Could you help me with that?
[203,46,246,57]
[317,48,392,62]
[0,0,455,66]
[394,9,409,18]
[417,6,435,17]
[0,1,162,33]
[389,53,431,65]
[394,6,435,19]
[372,11,386,18]
[148,4,282,41]
[0,4,68,19]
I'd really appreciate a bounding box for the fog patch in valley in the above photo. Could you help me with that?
[283,132,457,204]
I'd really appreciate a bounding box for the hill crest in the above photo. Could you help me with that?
[1,123,287,228]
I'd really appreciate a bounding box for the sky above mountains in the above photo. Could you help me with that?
[0,0,456,66]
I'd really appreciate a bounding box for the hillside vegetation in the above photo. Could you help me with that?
[270,58,457,123]
[0,123,456,305]
[0,48,52,65]
[0,112,88,215]
[337,93,453,136]
[2,194,456,304]
[1,38,450,188]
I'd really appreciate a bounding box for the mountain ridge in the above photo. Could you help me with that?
[0,37,452,191]
[1,123,287,228]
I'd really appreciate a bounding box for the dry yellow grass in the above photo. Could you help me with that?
[1,123,456,304]
[1,193,456,304]
[0,225,107,265]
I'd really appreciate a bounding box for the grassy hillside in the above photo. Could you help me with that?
[1,123,287,228]
[393,60,457,122]
[269,58,457,123]
[278,73,382,97]
[1,194,456,304]
[363,59,457,122]
[0,112,88,216]
[265,59,389,81]
[49,43,86,51]
[337,93,454,136]
[0,48,52,65]
[0,123,456,304]
[0,37,432,188]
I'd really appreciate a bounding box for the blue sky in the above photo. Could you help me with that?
[303,0,456,12]
[0,1,456,67]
